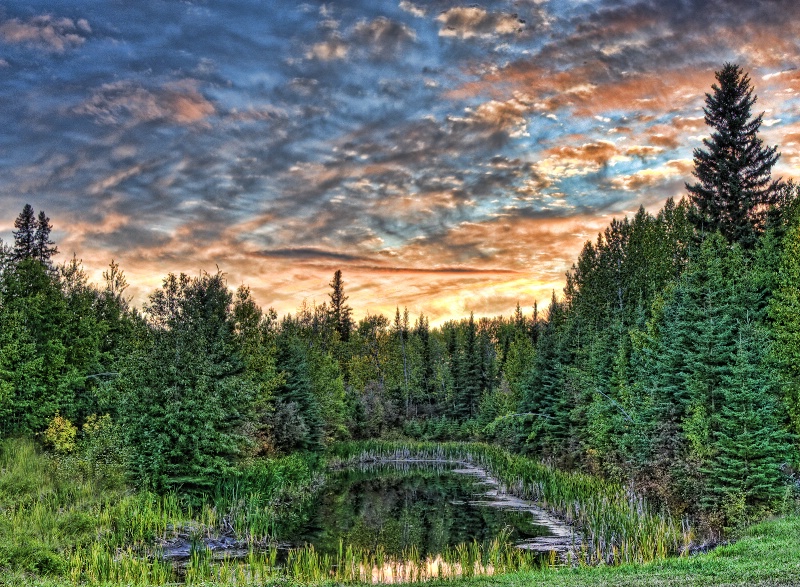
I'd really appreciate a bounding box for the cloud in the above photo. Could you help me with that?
[88,164,145,195]
[0,14,90,53]
[352,17,416,58]
[10,0,800,327]
[463,95,532,137]
[610,159,693,191]
[306,16,415,61]
[399,1,426,18]
[305,33,349,60]
[74,80,215,126]
[256,247,368,262]
[437,6,525,39]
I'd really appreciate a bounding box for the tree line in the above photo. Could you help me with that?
[1,63,798,529]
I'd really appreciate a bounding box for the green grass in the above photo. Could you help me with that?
[2,437,799,586]
[0,437,323,586]
[329,441,694,565]
[435,515,800,587]
[5,516,800,586]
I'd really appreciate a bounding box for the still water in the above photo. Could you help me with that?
[284,461,560,556]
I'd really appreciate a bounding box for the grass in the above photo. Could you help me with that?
[0,437,323,585]
[2,438,798,586]
[6,516,800,586]
[329,441,694,566]
[436,515,800,586]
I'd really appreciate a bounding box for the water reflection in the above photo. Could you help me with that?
[288,461,554,557]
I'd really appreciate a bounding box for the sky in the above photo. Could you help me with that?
[2,0,800,325]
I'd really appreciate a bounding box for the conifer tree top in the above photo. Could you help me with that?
[687,63,780,248]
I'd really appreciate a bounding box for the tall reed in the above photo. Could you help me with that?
[328,440,695,565]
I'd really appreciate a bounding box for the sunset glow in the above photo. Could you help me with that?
[2,1,799,323]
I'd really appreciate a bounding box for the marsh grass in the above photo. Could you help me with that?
[328,441,696,566]
[0,438,320,584]
[1,437,695,585]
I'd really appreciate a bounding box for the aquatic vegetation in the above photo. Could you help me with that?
[66,538,542,585]
[328,441,696,565]
[1,437,695,585]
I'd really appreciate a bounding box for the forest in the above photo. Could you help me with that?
[3,64,800,585]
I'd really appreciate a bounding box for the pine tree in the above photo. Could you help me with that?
[463,313,482,418]
[273,330,324,452]
[769,222,800,437]
[393,307,411,416]
[414,313,435,402]
[34,210,58,264]
[116,272,256,492]
[328,269,353,343]
[703,324,790,513]
[687,63,780,248]
[12,204,37,261]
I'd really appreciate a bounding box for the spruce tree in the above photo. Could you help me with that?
[463,313,482,419]
[34,210,58,264]
[687,63,780,248]
[704,324,790,513]
[273,328,324,452]
[12,204,37,261]
[328,269,353,343]
[769,222,800,437]
[414,313,435,402]
[116,272,256,492]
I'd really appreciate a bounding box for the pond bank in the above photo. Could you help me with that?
[329,441,695,565]
[340,458,578,555]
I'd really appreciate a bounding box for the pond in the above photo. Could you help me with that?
[282,460,573,556]
[159,459,574,584]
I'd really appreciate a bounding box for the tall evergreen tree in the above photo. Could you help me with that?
[328,270,353,343]
[116,272,256,492]
[687,63,780,248]
[12,204,37,261]
[272,329,324,452]
[414,313,435,404]
[34,210,58,264]
[462,313,482,419]
[769,221,800,438]
[703,324,790,514]
[394,307,411,417]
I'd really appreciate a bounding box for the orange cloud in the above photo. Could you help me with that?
[75,80,215,126]
[0,14,90,52]
[54,200,625,328]
[610,159,693,192]
[446,61,714,120]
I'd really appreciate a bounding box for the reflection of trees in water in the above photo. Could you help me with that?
[291,464,550,558]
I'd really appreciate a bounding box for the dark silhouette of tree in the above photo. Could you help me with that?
[328,269,353,342]
[687,63,780,248]
[12,204,36,261]
[34,210,58,264]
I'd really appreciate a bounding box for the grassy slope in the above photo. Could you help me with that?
[444,516,800,587]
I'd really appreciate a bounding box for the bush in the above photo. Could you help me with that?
[0,540,67,576]
[43,412,77,453]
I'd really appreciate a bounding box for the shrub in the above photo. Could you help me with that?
[43,412,77,454]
